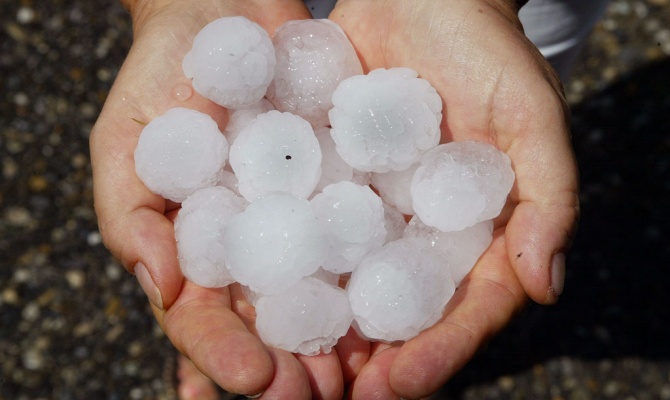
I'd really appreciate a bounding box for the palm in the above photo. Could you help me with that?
[330,0,579,398]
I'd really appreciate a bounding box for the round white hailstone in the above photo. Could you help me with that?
[223,98,275,146]
[134,107,228,202]
[329,68,442,173]
[256,277,353,355]
[404,217,493,286]
[174,186,248,287]
[411,141,515,232]
[267,19,363,128]
[347,238,455,342]
[311,181,387,274]
[223,192,326,295]
[371,163,419,216]
[182,16,276,109]
[382,203,407,243]
[229,110,322,202]
[314,127,354,192]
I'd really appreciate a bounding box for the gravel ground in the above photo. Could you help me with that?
[1,1,669,399]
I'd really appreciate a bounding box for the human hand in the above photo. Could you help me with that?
[329,0,579,398]
[90,1,348,398]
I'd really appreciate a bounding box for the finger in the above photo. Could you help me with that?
[295,351,344,400]
[259,348,312,400]
[335,327,371,386]
[347,346,401,400]
[387,233,527,398]
[499,80,579,304]
[154,281,274,397]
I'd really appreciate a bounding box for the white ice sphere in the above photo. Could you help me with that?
[267,19,363,128]
[223,192,326,295]
[223,98,275,146]
[411,141,515,232]
[347,238,455,342]
[382,203,407,243]
[371,163,419,216]
[134,107,228,202]
[314,127,354,192]
[256,277,353,355]
[182,16,276,109]
[311,181,387,274]
[329,68,442,173]
[404,217,493,285]
[174,186,248,288]
[229,111,322,201]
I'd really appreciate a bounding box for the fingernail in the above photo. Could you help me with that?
[550,253,565,297]
[135,262,164,310]
[245,393,263,399]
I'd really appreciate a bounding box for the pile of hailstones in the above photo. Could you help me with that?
[134,17,515,356]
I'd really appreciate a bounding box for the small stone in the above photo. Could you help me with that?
[2,288,19,305]
[13,92,29,107]
[29,175,48,191]
[17,7,36,24]
[22,348,44,371]
[65,270,86,289]
[86,231,102,246]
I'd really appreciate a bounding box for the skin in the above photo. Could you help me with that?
[90,0,579,399]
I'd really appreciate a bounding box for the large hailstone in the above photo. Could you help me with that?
[267,19,363,128]
[223,192,327,295]
[311,181,387,273]
[229,110,322,202]
[347,238,455,342]
[256,277,353,355]
[328,68,442,173]
[404,217,493,285]
[411,141,515,232]
[174,186,248,287]
[134,107,228,202]
[182,16,276,109]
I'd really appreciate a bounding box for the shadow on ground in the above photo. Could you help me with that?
[439,57,670,398]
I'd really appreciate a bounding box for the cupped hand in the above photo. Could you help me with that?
[329,0,580,398]
[90,1,346,398]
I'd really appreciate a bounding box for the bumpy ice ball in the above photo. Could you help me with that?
[175,186,247,288]
[329,68,442,172]
[229,110,322,202]
[223,192,327,295]
[134,107,228,202]
[267,19,363,127]
[256,277,353,355]
[347,238,455,342]
[311,181,387,273]
[182,16,276,109]
[411,141,515,232]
